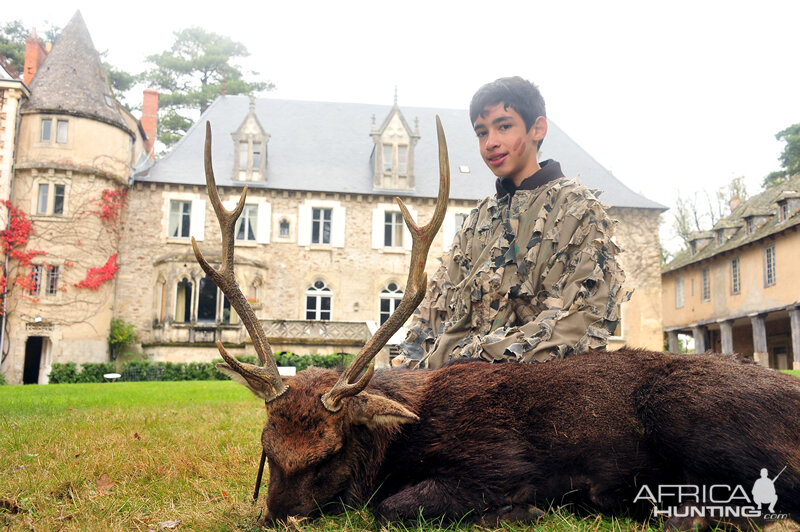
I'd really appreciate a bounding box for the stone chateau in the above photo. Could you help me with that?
[0,12,666,384]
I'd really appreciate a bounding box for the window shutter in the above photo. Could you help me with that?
[403,207,417,250]
[372,207,384,249]
[191,199,206,241]
[332,206,346,248]
[442,211,456,252]
[297,204,311,246]
[257,202,271,244]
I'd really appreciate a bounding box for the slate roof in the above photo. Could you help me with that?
[139,95,665,208]
[663,174,800,273]
[21,11,130,135]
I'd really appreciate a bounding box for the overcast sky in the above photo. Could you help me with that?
[6,1,800,250]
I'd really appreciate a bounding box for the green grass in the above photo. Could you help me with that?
[0,381,660,531]
[782,369,800,378]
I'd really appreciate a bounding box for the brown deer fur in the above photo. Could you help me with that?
[229,348,800,528]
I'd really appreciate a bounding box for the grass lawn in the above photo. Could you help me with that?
[0,381,668,531]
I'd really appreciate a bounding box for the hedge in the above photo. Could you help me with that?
[47,352,356,384]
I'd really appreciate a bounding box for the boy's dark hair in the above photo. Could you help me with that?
[469,76,547,148]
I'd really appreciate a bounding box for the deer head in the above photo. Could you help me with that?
[193,118,450,520]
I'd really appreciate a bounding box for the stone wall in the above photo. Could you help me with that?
[607,207,664,350]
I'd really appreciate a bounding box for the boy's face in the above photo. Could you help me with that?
[473,103,546,186]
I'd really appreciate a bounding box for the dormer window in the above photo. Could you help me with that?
[232,95,269,182]
[746,218,754,236]
[779,202,789,222]
[371,103,419,190]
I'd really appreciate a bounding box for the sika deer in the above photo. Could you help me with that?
[194,120,800,530]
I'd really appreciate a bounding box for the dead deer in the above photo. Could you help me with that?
[193,120,800,530]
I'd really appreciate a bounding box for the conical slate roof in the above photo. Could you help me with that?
[22,11,129,133]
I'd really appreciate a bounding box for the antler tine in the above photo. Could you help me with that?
[321,116,450,412]
[192,121,287,401]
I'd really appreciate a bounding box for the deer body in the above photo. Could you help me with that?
[260,350,800,526]
[193,121,799,529]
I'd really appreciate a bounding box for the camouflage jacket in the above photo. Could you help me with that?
[397,176,629,369]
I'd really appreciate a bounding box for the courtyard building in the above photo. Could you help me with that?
[662,175,800,369]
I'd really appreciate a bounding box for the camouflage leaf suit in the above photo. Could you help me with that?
[399,162,629,369]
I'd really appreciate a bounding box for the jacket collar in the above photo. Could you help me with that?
[495,159,565,198]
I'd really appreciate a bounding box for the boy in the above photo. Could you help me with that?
[396,76,628,369]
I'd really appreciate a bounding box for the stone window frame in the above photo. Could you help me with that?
[37,116,71,147]
[231,132,269,182]
[32,178,68,217]
[45,265,60,297]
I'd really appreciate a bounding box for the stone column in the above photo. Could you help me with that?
[790,307,800,370]
[718,320,734,354]
[667,331,680,353]
[692,326,707,354]
[750,314,769,367]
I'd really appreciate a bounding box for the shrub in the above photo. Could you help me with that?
[47,352,356,384]
[108,318,137,360]
[49,362,79,383]
[0,372,6,385]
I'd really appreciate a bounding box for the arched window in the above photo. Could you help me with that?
[175,278,192,322]
[197,277,218,322]
[379,282,403,325]
[305,280,332,321]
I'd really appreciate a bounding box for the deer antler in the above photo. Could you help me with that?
[321,116,450,412]
[192,122,287,402]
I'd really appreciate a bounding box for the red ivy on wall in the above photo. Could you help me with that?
[95,188,127,223]
[0,200,46,304]
[74,254,118,290]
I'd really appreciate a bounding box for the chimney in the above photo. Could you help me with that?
[729,195,741,212]
[23,29,48,86]
[141,90,159,158]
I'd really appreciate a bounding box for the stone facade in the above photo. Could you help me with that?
[116,182,663,362]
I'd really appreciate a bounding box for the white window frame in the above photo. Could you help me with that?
[298,200,345,248]
[372,203,414,250]
[442,209,473,252]
[379,282,404,325]
[675,275,685,309]
[165,195,206,241]
[609,303,624,340]
[764,245,776,287]
[305,280,332,321]
[224,197,271,245]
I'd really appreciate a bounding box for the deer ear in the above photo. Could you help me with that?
[348,392,419,428]
[216,362,276,400]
